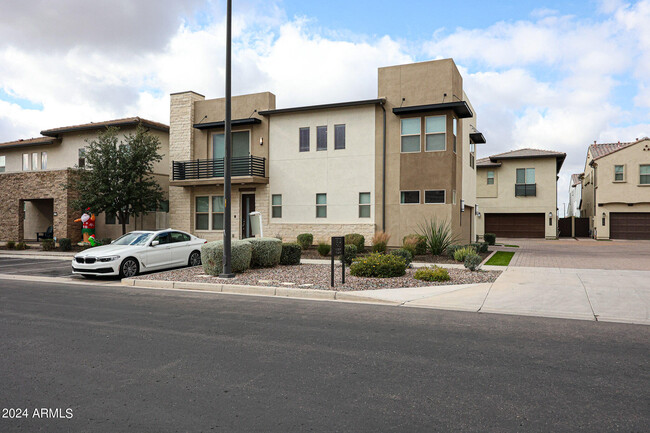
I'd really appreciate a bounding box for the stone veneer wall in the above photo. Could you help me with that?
[0,169,81,242]
[266,222,376,246]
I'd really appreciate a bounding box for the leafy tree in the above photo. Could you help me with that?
[67,125,164,235]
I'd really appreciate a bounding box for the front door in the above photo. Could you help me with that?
[241,194,255,238]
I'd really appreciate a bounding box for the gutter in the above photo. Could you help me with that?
[380,101,386,232]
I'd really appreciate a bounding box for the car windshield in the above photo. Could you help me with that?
[112,232,153,246]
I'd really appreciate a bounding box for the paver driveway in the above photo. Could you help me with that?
[496,238,650,270]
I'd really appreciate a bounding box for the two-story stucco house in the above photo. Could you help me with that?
[580,137,650,239]
[0,117,170,243]
[476,148,566,239]
[168,58,484,246]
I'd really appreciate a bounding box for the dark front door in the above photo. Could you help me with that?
[484,213,545,238]
[241,194,255,239]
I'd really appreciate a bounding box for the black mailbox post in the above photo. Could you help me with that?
[331,236,345,287]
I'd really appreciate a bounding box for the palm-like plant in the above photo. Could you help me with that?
[417,218,459,256]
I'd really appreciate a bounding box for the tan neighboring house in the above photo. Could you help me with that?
[567,173,583,217]
[168,58,484,246]
[581,137,650,239]
[476,149,566,239]
[0,117,170,243]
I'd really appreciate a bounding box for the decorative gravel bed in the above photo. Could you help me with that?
[300,249,491,265]
[135,264,501,291]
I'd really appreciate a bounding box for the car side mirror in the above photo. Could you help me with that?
[151,240,160,247]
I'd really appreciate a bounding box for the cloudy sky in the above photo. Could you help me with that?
[1,0,649,213]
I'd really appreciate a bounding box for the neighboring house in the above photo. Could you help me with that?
[168,58,484,246]
[476,148,566,239]
[581,137,650,239]
[567,173,583,217]
[0,117,170,243]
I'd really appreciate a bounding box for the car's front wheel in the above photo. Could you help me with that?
[188,250,201,267]
[120,257,139,278]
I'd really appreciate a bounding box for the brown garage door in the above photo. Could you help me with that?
[485,213,545,238]
[610,213,650,239]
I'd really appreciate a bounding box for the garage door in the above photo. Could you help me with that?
[610,213,650,240]
[485,213,545,238]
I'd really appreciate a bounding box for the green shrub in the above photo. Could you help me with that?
[297,233,313,250]
[484,233,496,246]
[42,239,55,251]
[446,244,464,259]
[201,239,252,275]
[479,242,489,253]
[317,242,330,256]
[248,237,282,268]
[414,266,450,282]
[403,234,427,255]
[280,243,302,265]
[6,241,15,249]
[390,248,413,266]
[345,233,365,253]
[15,242,27,250]
[372,242,387,253]
[100,238,112,246]
[470,243,482,253]
[59,238,72,251]
[350,253,406,278]
[341,244,357,266]
[418,218,459,255]
[464,253,483,271]
[453,246,477,262]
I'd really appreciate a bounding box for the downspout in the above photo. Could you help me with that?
[380,102,386,232]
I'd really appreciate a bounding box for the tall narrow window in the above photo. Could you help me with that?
[614,165,624,181]
[640,165,650,185]
[334,124,346,149]
[299,127,310,152]
[452,118,457,153]
[195,196,209,230]
[400,191,420,204]
[316,193,327,218]
[0,155,5,173]
[452,190,457,205]
[32,152,38,170]
[516,168,536,196]
[41,152,47,170]
[212,196,225,230]
[317,126,327,151]
[487,170,495,184]
[359,192,371,218]
[400,118,420,152]
[78,149,86,168]
[272,194,282,218]
[22,153,29,171]
[425,116,446,151]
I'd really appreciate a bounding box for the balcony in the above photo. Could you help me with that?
[515,183,536,197]
[171,155,267,186]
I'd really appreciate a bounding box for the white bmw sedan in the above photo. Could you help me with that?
[72,229,207,278]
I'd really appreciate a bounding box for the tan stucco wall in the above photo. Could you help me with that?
[476,157,559,238]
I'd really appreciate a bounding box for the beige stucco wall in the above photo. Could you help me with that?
[461,92,477,242]
[476,157,559,238]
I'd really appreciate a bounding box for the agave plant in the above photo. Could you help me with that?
[417,218,459,256]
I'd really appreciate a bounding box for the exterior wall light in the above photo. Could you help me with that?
[460,199,465,212]
[549,211,553,226]
[259,137,264,146]
[602,212,606,226]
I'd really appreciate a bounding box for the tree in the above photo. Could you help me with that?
[68,125,164,235]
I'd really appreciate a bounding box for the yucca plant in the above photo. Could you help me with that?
[417,218,459,256]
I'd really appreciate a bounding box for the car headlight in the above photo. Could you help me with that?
[98,255,120,262]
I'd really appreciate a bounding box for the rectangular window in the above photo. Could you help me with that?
[400,190,420,204]
[452,118,457,153]
[32,152,38,170]
[516,168,535,184]
[614,165,624,182]
[212,131,250,160]
[425,116,446,151]
[316,193,327,218]
[195,196,209,230]
[424,190,445,204]
[41,152,47,170]
[452,190,457,205]
[400,118,421,153]
[516,168,536,196]
[641,165,650,185]
[22,153,29,171]
[487,170,495,185]
[105,213,116,225]
[212,196,225,230]
[78,149,86,168]
[334,124,346,149]
[359,192,371,218]
[316,126,327,151]
[0,155,5,173]
[158,200,169,212]
[299,127,310,152]
[272,194,282,218]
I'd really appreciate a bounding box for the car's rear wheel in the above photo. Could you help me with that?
[189,250,201,267]
[120,258,139,278]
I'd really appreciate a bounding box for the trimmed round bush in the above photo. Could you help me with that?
[248,237,282,268]
[464,253,482,271]
[484,233,496,246]
[317,242,330,256]
[201,239,252,275]
[59,238,72,251]
[341,244,357,266]
[414,266,450,282]
[453,246,477,262]
[345,233,365,253]
[297,233,313,250]
[41,239,55,251]
[350,253,406,278]
[390,248,413,266]
[280,243,302,265]
[403,234,427,255]
[479,242,489,253]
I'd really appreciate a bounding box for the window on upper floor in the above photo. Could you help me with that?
[334,124,346,150]
[272,194,282,218]
[487,170,495,185]
[424,190,445,204]
[22,153,29,171]
[400,118,420,153]
[452,117,457,153]
[78,149,86,168]
[316,193,327,218]
[299,127,310,152]
[516,168,535,184]
[32,152,38,170]
[0,155,5,173]
[317,126,327,151]
[516,168,536,197]
[359,192,371,218]
[425,116,446,152]
[212,131,250,159]
[614,165,625,182]
[641,165,650,185]
[400,190,420,204]
[41,152,47,170]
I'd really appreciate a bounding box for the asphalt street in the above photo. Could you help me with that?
[0,257,74,277]
[0,279,648,432]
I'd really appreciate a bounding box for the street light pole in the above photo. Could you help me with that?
[220,0,235,278]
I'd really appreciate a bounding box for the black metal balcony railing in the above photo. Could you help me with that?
[172,156,266,181]
[515,183,536,197]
